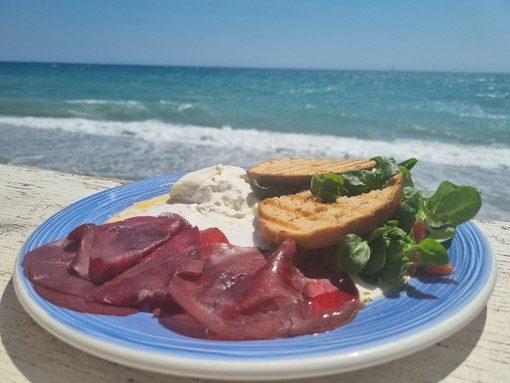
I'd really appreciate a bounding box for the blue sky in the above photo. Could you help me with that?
[1,0,509,73]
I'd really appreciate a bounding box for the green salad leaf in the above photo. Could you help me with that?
[333,234,371,275]
[425,181,482,227]
[414,238,449,266]
[309,173,346,203]
[317,156,482,285]
[310,156,416,202]
[247,176,304,199]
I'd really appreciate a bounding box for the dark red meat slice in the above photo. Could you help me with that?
[23,238,94,296]
[70,214,190,284]
[34,284,137,316]
[68,224,96,281]
[89,227,205,311]
[23,213,361,339]
[156,310,212,339]
[22,214,192,314]
[168,239,361,340]
[22,238,135,315]
[89,227,232,311]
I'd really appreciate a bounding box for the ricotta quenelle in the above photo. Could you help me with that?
[111,165,263,247]
[169,164,258,218]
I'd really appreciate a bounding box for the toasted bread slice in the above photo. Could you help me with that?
[257,172,404,249]
[247,158,376,187]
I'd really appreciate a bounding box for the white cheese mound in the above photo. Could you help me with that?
[169,164,258,219]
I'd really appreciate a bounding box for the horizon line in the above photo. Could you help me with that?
[1,59,508,76]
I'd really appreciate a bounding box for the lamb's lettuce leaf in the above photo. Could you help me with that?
[318,157,482,285]
[247,176,304,199]
[310,156,416,202]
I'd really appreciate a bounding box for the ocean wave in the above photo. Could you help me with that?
[408,100,509,121]
[66,99,143,106]
[158,100,196,112]
[476,92,510,100]
[62,99,201,118]
[1,115,509,171]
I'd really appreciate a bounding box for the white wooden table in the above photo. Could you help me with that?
[1,164,509,383]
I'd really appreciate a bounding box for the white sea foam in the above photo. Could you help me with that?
[1,115,509,171]
[66,99,142,105]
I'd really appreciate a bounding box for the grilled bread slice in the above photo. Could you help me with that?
[257,172,405,250]
[247,158,376,187]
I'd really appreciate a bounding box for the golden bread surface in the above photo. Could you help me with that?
[247,158,376,186]
[257,172,404,250]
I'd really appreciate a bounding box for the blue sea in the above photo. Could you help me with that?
[1,62,509,220]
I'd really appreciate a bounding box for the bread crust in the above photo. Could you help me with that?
[257,172,405,249]
[247,158,376,186]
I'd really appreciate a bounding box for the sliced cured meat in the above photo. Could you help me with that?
[156,310,212,339]
[70,214,190,284]
[23,213,361,339]
[89,227,205,311]
[23,238,94,297]
[68,224,96,281]
[168,239,361,340]
[89,227,231,310]
[23,237,135,315]
[34,284,137,316]
[23,214,192,314]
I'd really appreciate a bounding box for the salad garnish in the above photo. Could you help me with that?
[312,157,482,285]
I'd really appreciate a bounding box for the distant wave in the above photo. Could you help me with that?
[1,115,508,171]
[61,99,202,120]
[66,99,142,106]
[65,99,196,112]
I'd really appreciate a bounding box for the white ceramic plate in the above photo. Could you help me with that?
[13,172,497,381]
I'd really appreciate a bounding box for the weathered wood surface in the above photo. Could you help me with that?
[1,163,509,383]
